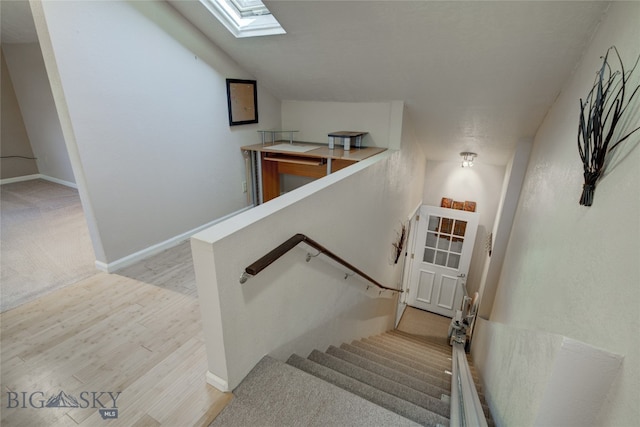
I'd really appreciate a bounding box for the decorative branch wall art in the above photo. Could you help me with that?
[578,46,640,206]
[392,223,406,264]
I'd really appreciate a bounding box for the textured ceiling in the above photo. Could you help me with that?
[170,0,610,165]
[2,0,610,165]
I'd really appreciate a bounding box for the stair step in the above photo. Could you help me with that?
[340,342,450,391]
[326,345,450,400]
[367,337,451,368]
[308,349,450,418]
[376,333,451,359]
[362,337,451,371]
[388,329,452,350]
[287,354,450,427]
[367,336,483,384]
[387,331,481,374]
[370,338,480,384]
[360,332,487,406]
[351,340,452,382]
[211,356,421,427]
[382,334,491,418]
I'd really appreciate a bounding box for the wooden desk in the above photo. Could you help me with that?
[241,142,386,203]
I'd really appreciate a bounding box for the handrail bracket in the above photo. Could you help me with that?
[306,251,322,262]
[239,271,253,284]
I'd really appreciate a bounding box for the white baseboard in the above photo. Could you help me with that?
[39,174,77,189]
[0,174,41,185]
[95,205,254,273]
[0,173,77,189]
[205,371,231,393]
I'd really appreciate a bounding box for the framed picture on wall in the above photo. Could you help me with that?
[226,79,258,126]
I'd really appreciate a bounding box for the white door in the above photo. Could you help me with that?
[407,205,479,318]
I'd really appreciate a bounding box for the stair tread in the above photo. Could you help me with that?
[326,345,450,400]
[386,331,490,415]
[362,337,451,370]
[351,340,452,381]
[340,342,451,391]
[287,354,450,427]
[211,356,421,427]
[349,339,487,400]
[389,330,452,350]
[376,333,453,359]
[308,349,450,418]
[388,331,480,368]
[367,336,483,383]
[378,333,480,387]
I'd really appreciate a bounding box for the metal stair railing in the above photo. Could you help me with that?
[449,289,488,427]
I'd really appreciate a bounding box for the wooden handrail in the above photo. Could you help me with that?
[241,233,401,294]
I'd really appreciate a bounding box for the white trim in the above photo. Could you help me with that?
[206,370,231,392]
[408,201,422,220]
[0,174,41,185]
[0,173,77,189]
[199,0,285,38]
[395,303,407,329]
[39,174,78,189]
[95,206,254,273]
[395,202,422,327]
[400,203,421,297]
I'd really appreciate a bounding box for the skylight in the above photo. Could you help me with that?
[200,0,285,38]
[229,0,270,18]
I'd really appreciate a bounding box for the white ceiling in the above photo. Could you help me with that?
[2,0,610,165]
[170,0,610,165]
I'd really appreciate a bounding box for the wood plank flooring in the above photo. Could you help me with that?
[0,245,231,426]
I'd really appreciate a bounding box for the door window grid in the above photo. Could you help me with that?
[424,215,467,268]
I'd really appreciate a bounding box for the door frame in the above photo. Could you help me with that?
[406,204,479,318]
[396,203,422,327]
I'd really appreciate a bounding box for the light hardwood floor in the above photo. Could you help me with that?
[0,247,231,426]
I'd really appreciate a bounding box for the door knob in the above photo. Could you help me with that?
[457,273,466,278]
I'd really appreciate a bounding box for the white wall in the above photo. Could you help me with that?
[1,48,39,180]
[421,160,506,296]
[2,42,74,184]
[477,138,532,319]
[192,105,426,390]
[278,100,404,193]
[282,100,400,148]
[34,0,281,267]
[472,3,640,426]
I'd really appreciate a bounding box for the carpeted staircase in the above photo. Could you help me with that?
[211,329,492,426]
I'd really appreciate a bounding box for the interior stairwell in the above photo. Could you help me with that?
[209,308,493,426]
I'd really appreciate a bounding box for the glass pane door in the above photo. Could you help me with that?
[423,215,467,269]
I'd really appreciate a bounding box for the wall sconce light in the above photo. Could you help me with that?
[460,152,477,168]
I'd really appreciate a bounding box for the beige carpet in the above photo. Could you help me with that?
[396,305,451,344]
[1,179,97,312]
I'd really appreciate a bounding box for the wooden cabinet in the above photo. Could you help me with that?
[241,142,386,204]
